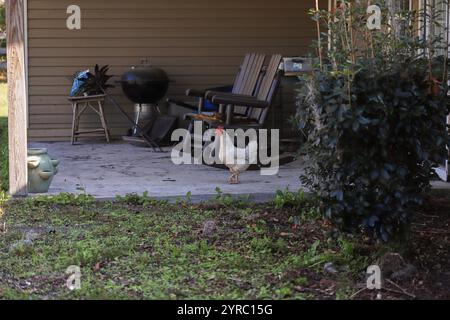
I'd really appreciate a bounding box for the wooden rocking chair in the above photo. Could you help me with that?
[167,53,266,119]
[201,54,283,130]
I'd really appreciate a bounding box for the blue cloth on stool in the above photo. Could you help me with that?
[70,70,90,96]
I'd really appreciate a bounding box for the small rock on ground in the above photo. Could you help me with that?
[202,220,217,237]
[324,262,339,274]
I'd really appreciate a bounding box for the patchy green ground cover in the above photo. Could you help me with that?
[0,192,366,300]
[0,191,448,300]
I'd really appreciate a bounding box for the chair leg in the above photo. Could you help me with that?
[198,97,205,113]
[226,104,234,125]
[218,104,225,114]
[98,101,110,143]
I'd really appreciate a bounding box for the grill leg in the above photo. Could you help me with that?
[133,104,142,136]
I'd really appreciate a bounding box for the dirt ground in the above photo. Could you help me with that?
[357,194,450,300]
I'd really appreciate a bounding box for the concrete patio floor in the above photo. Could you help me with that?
[29,141,306,201]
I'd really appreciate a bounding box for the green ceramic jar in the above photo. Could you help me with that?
[27,148,59,193]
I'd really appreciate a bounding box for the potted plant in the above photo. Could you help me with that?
[71,64,114,96]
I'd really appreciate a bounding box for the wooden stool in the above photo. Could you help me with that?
[68,94,110,144]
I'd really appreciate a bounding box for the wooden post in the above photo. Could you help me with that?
[6,0,28,196]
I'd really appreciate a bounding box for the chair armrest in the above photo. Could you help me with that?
[188,85,233,100]
[206,91,257,101]
[186,89,206,98]
[207,85,234,92]
[212,95,269,109]
[202,85,233,100]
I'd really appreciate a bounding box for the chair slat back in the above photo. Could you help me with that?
[248,54,283,123]
[232,53,252,93]
[232,53,266,114]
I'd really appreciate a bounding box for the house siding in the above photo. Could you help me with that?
[27,0,324,141]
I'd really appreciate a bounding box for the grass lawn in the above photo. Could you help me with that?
[0,192,357,300]
[0,191,449,300]
[0,81,7,191]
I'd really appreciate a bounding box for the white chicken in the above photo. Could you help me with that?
[215,127,258,184]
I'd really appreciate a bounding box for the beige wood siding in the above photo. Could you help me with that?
[27,0,324,141]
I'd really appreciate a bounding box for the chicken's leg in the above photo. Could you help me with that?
[228,170,240,184]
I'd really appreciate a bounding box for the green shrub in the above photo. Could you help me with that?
[297,1,450,241]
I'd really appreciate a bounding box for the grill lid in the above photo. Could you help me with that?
[121,65,170,84]
[120,65,171,104]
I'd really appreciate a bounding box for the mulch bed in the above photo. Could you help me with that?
[357,195,450,300]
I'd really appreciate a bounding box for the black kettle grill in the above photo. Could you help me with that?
[118,63,175,150]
